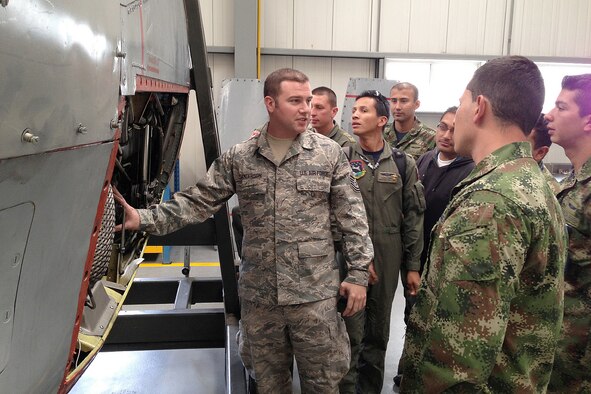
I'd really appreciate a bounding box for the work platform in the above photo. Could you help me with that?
[71,246,240,394]
[71,246,407,394]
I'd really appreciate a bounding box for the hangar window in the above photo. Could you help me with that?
[384,59,482,113]
[385,58,591,115]
[537,63,591,113]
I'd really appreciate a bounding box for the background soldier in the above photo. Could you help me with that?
[527,113,561,194]
[383,82,436,160]
[310,86,356,147]
[401,56,567,392]
[114,68,374,394]
[546,74,591,392]
[339,90,424,394]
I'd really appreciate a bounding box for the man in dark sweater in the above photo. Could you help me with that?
[415,106,475,270]
[394,106,475,388]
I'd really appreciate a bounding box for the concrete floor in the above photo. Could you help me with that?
[72,245,407,393]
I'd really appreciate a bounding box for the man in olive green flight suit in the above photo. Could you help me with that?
[339,90,424,394]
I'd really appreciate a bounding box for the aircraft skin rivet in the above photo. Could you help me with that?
[22,129,39,144]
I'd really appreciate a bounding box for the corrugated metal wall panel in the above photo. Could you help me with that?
[332,0,373,51]
[574,1,591,56]
[446,0,507,55]
[294,0,333,50]
[482,0,509,55]
[511,0,549,56]
[293,57,333,87]
[210,54,235,107]
[408,0,449,53]
[261,56,295,79]
[262,0,294,48]
[213,0,234,46]
[378,0,412,52]
[253,1,591,57]
[331,58,373,124]
[198,0,213,45]
[556,0,591,57]
[512,0,591,57]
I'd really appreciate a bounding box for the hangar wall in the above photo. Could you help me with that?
[179,0,591,186]
[198,0,591,94]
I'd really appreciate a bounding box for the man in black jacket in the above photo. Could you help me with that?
[394,106,475,388]
[415,106,475,269]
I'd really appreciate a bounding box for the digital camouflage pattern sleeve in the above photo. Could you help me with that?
[137,148,236,235]
[548,157,591,392]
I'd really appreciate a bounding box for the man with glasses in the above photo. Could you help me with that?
[384,82,436,160]
[400,56,567,392]
[394,106,474,387]
[340,90,424,393]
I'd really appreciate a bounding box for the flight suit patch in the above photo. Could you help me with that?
[350,160,366,179]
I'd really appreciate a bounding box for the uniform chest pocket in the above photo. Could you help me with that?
[298,239,335,277]
[297,177,331,194]
[238,177,267,194]
[439,203,500,283]
[379,175,402,202]
[237,177,267,216]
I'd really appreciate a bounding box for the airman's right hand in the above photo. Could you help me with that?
[112,186,141,232]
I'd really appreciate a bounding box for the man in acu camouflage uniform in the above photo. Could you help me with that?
[233,86,356,257]
[546,74,591,392]
[339,90,424,394]
[310,86,356,147]
[383,82,436,161]
[114,68,374,393]
[400,56,568,392]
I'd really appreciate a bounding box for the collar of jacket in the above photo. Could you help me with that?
[561,155,591,189]
[427,148,473,167]
[256,122,316,162]
[575,156,591,183]
[353,138,393,162]
[391,117,422,137]
[454,142,533,190]
[326,122,340,140]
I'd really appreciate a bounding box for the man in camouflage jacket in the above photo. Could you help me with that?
[546,74,591,392]
[527,114,561,194]
[401,56,567,393]
[310,86,356,147]
[383,82,436,161]
[114,68,374,394]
